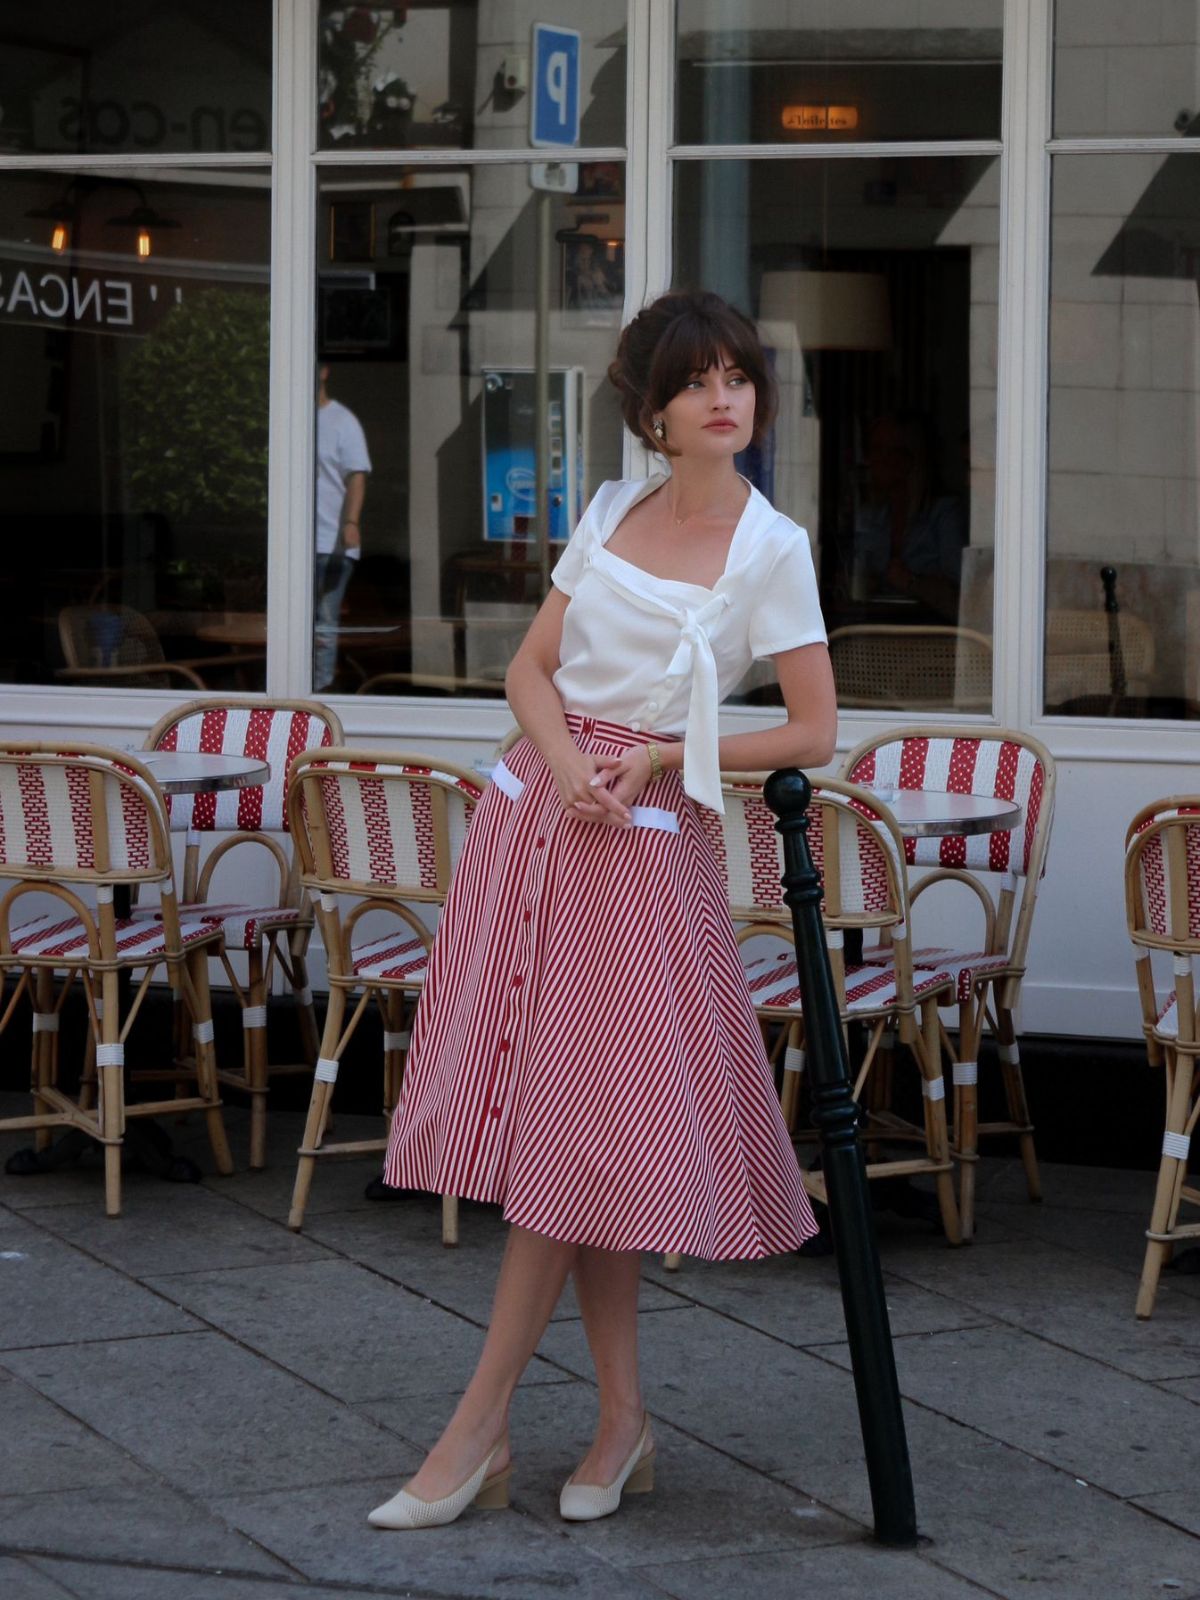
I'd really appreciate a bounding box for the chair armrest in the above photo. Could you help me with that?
[55,663,209,690]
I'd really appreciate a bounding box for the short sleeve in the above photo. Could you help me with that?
[339,411,372,475]
[550,487,606,597]
[748,528,827,658]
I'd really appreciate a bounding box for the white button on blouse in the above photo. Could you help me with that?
[551,475,826,813]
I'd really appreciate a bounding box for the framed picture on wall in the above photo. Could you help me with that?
[329,201,375,262]
[561,237,624,322]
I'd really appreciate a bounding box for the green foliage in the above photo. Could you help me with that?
[121,287,270,523]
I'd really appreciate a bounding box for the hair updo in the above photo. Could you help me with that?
[607,289,777,455]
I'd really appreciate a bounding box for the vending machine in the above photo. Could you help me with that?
[481,366,585,545]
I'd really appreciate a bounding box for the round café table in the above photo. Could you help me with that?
[5,750,271,1185]
[862,787,1023,839]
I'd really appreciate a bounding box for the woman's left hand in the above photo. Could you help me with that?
[584,749,653,816]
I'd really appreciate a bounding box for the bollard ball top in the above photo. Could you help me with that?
[764,769,812,818]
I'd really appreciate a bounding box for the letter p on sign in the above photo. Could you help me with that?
[531,24,580,148]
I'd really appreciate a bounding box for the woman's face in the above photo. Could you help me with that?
[659,349,756,461]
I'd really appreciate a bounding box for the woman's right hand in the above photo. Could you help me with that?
[548,745,632,827]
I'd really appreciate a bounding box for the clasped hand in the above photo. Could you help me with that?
[552,747,653,827]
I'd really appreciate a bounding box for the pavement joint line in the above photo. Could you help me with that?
[793,1339,1200,1538]
[10,1554,81,1600]
[627,1541,1010,1600]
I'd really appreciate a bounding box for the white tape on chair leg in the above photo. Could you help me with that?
[315,1057,340,1083]
[241,1005,268,1030]
[784,1045,806,1074]
[193,1020,215,1045]
[892,921,907,944]
[187,827,202,847]
[32,1012,60,1033]
[922,1076,946,1101]
[1174,955,1192,978]
[384,1030,409,1051]
[825,929,844,950]
[96,885,114,905]
[1163,1131,1191,1161]
[320,894,338,913]
[952,1060,978,1086]
[96,1044,124,1067]
[998,1042,1020,1064]
[160,886,176,901]
[1001,870,1018,894]
[297,986,313,1007]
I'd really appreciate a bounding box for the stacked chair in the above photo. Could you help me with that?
[1124,798,1200,1319]
[0,745,232,1214]
[284,748,483,1239]
[139,699,343,1168]
[840,728,1056,1238]
[699,773,963,1246]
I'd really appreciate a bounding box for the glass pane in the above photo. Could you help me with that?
[1055,1,1200,140]
[317,3,626,152]
[0,169,270,689]
[313,162,625,696]
[1046,153,1200,719]
[676,1,1003,145]
[674,155,999,713]
[0,3,271,155]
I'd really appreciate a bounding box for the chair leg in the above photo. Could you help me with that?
[1136,1048,1194,1319]
[953,991,984,1243]
[662,1252,682,1271]
[918,1002,961,1246]
[996,1006,1040,1203]
[780,1019,804,1133]
[291,943,321,1067]
[245,947,270,1171]
[289,986,345,1232]
[186,954,234,1176]
[99,971,123,1218]
[441,1194,459,1247]
[32,968,57,1151]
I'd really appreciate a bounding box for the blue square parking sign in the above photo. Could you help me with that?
[530,23,581,148]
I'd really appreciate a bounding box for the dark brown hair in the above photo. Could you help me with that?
[607,289,777,454]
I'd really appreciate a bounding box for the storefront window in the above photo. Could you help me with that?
[312,161,625,696]
[316,3,626,152]
[0,3,272,156]
[674,155,999,712]
[1054,2,1200,140]
[676,1,1003,145]
[1046,152,1200,718]
[0,169,270,689]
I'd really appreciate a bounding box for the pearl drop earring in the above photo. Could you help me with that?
[652,418,665,441]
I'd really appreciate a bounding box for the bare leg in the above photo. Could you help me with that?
[401,1225,577,1500]
[568,1245,651,1484]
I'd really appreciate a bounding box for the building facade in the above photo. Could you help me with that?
[1,0,1198,1035]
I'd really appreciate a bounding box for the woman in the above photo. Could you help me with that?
[370,289,837,1532]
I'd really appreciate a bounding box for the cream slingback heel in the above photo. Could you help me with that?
[368,1443,511,1530]
[559,1417,655,1522]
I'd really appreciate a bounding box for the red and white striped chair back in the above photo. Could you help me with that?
[146,700,344,835]
[0,747,170,883]
[702,775,907,930]
[843,730,1053,879]
[1126,804,1200,948]
[288,749,483,901]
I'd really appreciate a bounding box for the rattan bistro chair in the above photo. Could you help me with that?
[828,625,993,712]
[840,727,1056,1239]
[57,604,261,690]
[702,775,962,1245]
[1125,799,1200,1319]
[285,748,483,1238]
[0,745,232,1215]
[140,698,343,1169]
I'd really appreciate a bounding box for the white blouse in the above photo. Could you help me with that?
[550,475,826,813]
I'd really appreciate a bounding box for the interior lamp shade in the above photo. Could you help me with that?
[758,270,892,351]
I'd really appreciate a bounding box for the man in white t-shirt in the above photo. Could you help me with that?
[315,363,372,690]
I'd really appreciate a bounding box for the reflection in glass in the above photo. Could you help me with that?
[316,2,626,152]
[1046,153,1200,719]
[675,155,999,712]
[0,2,271,156]
[0,169,270,688]
[1054,2,1200,140]
[313,163,625,697]
[676,1,1002,145]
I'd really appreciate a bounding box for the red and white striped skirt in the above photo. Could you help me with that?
[383,714,817,1260]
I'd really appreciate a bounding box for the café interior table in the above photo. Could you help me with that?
[4,750,270,1185]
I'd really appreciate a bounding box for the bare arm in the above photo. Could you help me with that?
[505,589,631,825]
[340,471,366,552]
[594,641,839,807]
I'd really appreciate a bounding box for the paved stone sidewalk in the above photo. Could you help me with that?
[2,1095,1198,1600]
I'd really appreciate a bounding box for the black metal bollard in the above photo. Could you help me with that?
[764,768,918,1549]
